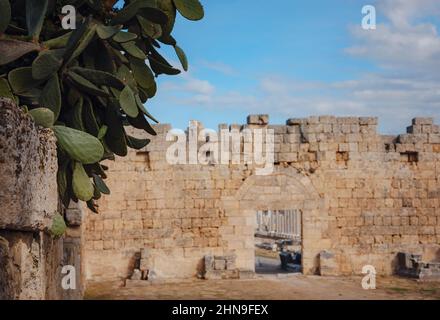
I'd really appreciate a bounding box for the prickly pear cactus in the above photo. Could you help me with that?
[49,213,67,238]
[0,0,204,220]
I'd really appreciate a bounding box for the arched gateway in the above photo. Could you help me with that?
[220,166,326,275]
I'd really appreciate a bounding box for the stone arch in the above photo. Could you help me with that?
[220,166,326,275]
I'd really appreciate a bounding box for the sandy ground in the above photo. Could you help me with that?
[85,275,440,300]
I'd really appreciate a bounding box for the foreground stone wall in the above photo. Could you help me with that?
[0,99,84,299]
[84,114,440,281]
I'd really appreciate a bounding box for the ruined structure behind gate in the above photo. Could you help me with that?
[83,114,440,281]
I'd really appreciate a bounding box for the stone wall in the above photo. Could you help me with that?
[83,114,440,281]
[0,99,84,299]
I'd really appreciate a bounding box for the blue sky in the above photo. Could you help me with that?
[128,0,440,133]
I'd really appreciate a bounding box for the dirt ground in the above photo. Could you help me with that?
[85,274,440,300]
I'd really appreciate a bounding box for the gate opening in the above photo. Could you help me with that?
[255,209,302,274]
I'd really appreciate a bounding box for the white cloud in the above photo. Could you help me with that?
[198,60,237,76]
[347,0,440,77]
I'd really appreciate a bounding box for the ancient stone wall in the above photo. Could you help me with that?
[83,114,440,281]
[0,99,84,299]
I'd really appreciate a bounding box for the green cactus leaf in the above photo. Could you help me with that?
[53,125,104,164]
[86,199,99,214]
[134,94,158,123]
[127,112,157,136]
[49,213,67,237]
[174,45,188,71]
[173,0,204,21]
[158,0,176,36]
[93,184,102,200]
[136,15,162,39]
[127,135,150,150]
[0,39,40,66]
[129,57,155,90]
[83,98,100,137]
[67,86,81,108]
[26,0,48,39]
[67,71,110,97]
[39,73,61,120]
[121,41,147,60]
[138,7,168,25]
[117,64,137,90]
[111,0,158,25]
[96,24,121,39]
[71,97,85,131]
[72,161,94,201]
[141,80,157,99]
[70,67,124,90]
[57,160,69,205]
[32,50,62,80]
[63,18,89,62]
[29,107,54,128]
[67,22,97,65]
[43,31,72,49]
[105,101,128,156]
[148,54,181,76]
[0,78,15,101]
[8,67,42,94]
[120,85,139,118]
[97,125,108,140]
[92,173,110,195]
[111,0,142,25]
[0,0,11,34]
[113,31,137,43]
[159,33,177,46]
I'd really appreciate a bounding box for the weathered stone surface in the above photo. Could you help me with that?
[130,269,142,280]
[397,252,440,281]
[0,100,84,300]
[0,98,58,231]
[247,114,269,125]
[238,270,255,279]
[214,259,226,270]
[319,251,339,277]
[65,208,82,227]
[0,230,66,300]
[412,117,433,125]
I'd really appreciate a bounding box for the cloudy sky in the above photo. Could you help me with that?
[145,0,440,134]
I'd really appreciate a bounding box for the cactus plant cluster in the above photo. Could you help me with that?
[0,0,204,213]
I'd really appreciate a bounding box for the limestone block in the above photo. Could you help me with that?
[204,255,214,271]
[319,115,337,124]
[226,259,236,270]
[130,269,142,280]
[428,134,440,144]
[412,118,433,125]
[0,99,58,231]
[238,270,255,279]
[319,251,339,276]
[286,118,305,126]
[398,134,428,144]
[268,125,286,134]
[286,125,300,133]
[247,114,269,125]
[204,270,222,280]
[65,208,82,227]
[214,259,226,270]
[359,117,378,125]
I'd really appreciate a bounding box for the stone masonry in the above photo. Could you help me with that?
[0,99,85,299]
[83,114,440,281]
